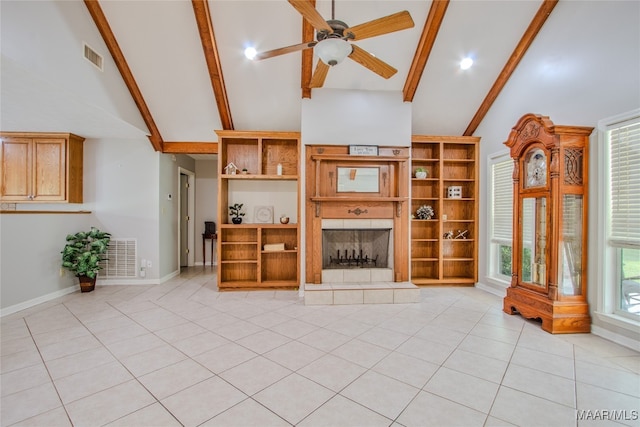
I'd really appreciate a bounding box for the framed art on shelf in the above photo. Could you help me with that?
[254,205,274,223]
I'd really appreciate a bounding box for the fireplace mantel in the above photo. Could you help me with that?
[305,145,410,284]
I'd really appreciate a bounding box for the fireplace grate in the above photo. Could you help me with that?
[322,228,390,269]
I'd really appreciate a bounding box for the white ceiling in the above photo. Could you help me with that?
[5,0,632,159]
[96,0,542,140]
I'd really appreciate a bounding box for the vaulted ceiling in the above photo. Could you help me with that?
[13,0,563,156]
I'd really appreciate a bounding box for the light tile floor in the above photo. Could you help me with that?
[1,267,639,427]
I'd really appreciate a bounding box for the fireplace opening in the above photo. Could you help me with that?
[322,229,391,269]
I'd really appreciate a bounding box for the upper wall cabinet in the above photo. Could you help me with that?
[0,132,84,203]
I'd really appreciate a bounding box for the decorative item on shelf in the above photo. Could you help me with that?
[280,214,290,224]
[276,163,283,176]
[61,227,111,293]
[349,145,379,156]
[224,162,238,175]
[447,186,462,198]
[444,230,454,239]
[416,204,434,220]
[264,243,285,252]
[242,168,248,174]
[414,167,428,179]
[455,229,469,239]
[229,203,245,224]
[254,205,274,223]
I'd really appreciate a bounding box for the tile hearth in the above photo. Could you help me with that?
[304,282,420,305]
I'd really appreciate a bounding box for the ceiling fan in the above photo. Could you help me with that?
[251,0,415,88]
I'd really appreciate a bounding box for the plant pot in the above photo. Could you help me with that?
[415,171,427,179]
[232,217,243,224]
[78,275,96,293]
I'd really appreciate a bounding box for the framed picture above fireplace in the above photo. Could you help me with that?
[337,167,379,193]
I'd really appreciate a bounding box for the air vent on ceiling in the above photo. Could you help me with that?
[83,43,103,71]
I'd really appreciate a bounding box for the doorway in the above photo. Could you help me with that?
[179,168,195,267]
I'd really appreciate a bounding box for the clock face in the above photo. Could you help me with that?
[525,149,547,188]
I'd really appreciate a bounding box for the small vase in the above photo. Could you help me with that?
[232,217,242,224]
[280,216,290,224]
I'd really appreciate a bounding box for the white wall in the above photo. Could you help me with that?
[301,89,412,146]
[158,154,195,278]
[474,1,640,343]
[195,159,218,265]
[83,137,161,282]
[0,213,92,313]
[0,0,147,137]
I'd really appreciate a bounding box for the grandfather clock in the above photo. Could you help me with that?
[503,114,593,333]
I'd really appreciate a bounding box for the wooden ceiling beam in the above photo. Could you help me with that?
[403,0,449,103]
[192,0,234,130]
[301,0,316,99]
[163,142,218,154]
[464,0,559,136]
[84,0,164,151]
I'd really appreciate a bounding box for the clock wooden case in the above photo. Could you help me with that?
[503,114,593,333]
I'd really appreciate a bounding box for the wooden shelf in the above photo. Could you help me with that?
[221,174,298,180]
[216,131,300,290]
[410,135,479,286]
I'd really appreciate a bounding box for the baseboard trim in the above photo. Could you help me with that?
[475,281,507,297]
[1,284,79,317]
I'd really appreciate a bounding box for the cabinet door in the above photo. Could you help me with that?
[1,137,32,200]
[32,138,66,201]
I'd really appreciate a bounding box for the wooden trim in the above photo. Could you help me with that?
[192,0,234,130]
[463,0,559,136]
[0,210,92,214]
[83,0,163,151]
[215,130,301,139]
[402,0,449,102]
[301,0,316,99]
[162,142,218,154]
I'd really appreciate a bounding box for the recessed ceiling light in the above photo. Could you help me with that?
[460,57,474,70]
[244,47,257,60]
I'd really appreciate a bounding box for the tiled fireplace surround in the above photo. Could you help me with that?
[304,219,420,305]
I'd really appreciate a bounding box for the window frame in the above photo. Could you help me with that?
[596,109,640,329]
[487,151,514,285]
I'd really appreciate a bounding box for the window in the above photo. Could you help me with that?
[600,110,640,322]
[488,153,514,283]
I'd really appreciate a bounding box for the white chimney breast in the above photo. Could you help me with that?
[301,89,411,146]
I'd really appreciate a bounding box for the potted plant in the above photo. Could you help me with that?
[414,167,428,179]
[61,227,111,292]
[416,204,435,220]
[229,203,245,224]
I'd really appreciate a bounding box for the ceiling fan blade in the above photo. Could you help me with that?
[254,41,317,60]
[288,0,333,33]
[348,45,397,79]
[309,60,330,88]
[345,10,414,41]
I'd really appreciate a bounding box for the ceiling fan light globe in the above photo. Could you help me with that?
[316,38,352,66]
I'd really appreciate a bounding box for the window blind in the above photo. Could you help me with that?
[610,120,640,246]
[491,158,514,243]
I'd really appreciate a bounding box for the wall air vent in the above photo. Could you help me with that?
[99,238,137,278]
[83,43,104,71]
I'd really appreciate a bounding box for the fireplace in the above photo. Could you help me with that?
[305,145,410,285]
[322,228,391,269]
